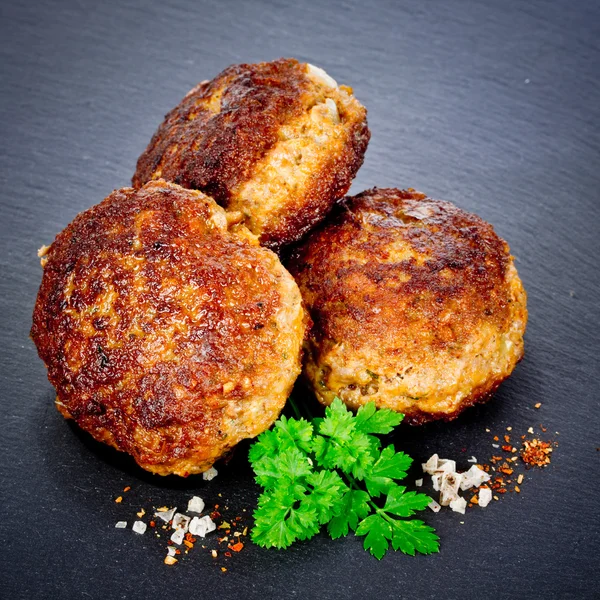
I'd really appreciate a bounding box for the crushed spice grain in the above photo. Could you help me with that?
[521,438,553,467]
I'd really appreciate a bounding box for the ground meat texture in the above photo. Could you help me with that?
[31,181,308,475]
[132,58,370,251]
[287,188,528,424]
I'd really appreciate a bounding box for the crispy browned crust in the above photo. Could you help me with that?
[132,58,370,251]
[287,187,528,423]
[31,181,307,475]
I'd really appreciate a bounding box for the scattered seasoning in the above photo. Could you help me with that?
[115,496,123,503]
[123,486,131,492]
[113,490,249,569]
[521,438,553,467]
[534,403,542,409]
[517,474,524,485]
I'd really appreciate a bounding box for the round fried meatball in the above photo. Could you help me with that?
[287,188,527,424]
[31,180,307,475]
[132,58,370,251]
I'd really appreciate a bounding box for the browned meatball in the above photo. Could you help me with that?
[31,181,307,475]
[133,58,370,251]
[287,188,528,424]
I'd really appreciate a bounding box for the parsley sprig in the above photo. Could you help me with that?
[249,397,439,559]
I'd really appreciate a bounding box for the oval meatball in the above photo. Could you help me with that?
[288,188,527,424]
[133,58,370,251]
[31,181,307,475]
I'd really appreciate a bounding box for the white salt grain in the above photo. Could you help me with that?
[422,454,439,474]
[427,500,441,513]
[478,488,492,508]
[202,467,218,481]
[187,496,205,514]
[114,521,127,529]
[465,465,490,488]
[132,521,147,535]
[170,529,185,545]
[415,479,423,487]
[155,507,177,523]
[449,497,467,514]
[189,515,216,538]
[172,513,191,533]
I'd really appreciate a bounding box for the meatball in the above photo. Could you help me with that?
[31,180,308,475]
[287,188,527,424]
[133,58,370,251]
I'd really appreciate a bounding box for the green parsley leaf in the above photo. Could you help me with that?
[249,396,439,558]
[273,415,314,454]
[355,513,393,560]
[318,397,356,442]
[252,446,312,490]
[355,402,404,434]
[383,486,432,517]
[390,519,440,556]
[304,470,347,524]
[327,489,371,538]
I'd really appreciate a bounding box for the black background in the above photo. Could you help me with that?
[1,1,599,598]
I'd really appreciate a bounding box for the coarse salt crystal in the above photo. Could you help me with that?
[172,513,191,533]
[467,456,478,463]
[439,472,462,506]
[187,496,205,514]
[171,529,185,545]
[428,500,441,513]
[167,546,177,557]
[432,474,442,491]
[415,479,423,487]
[114,521,127,529]
[155,507,177,523]
[202,467,218,481]
[460,473,474,491]
[465,465,490,487]
[492,443,500,449]
[478,487,492,508]
[436,459,457,474]
[449,497,467,514]
[422,454,439,474]
[189,515,216,538]
[132,521,147,535]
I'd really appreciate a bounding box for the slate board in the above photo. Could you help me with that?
[1,0,599,598]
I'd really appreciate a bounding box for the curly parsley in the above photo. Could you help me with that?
[249,398,439,559]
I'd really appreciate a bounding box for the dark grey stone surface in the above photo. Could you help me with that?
[1,0,598,598]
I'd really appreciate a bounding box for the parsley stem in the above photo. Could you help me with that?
[287,394,304,421]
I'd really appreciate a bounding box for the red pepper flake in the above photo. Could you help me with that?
[224,551,232,557]
[149,521,156,528]
[521,438,553,467]
[493,436,499,442]
[501,445,512,452]
[231,542,244,552]
[183,540,194,549]
[123,486,131,492]
[496,488,507,494]
[534,403,542,409]
[115,496,123,503]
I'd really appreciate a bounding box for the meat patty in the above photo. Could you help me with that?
[31,181,308,475]
[287,188,528,424]
[133,58,370,251]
